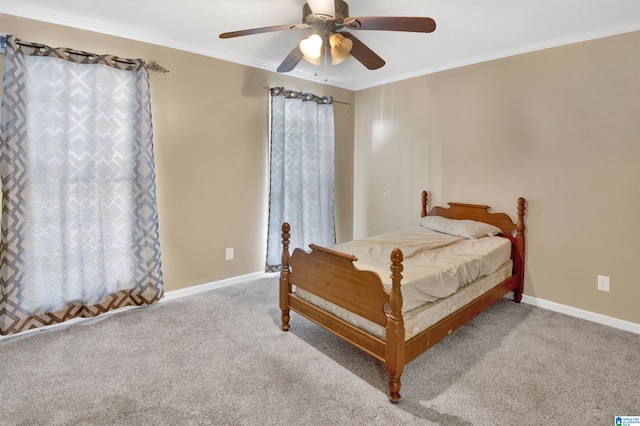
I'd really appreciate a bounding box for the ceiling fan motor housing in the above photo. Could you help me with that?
[303,0,350,24]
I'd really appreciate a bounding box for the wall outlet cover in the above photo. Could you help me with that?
[597,275,610,292]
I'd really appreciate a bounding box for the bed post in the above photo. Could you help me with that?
[280,222,291,331]
[421,191,428,218]
[386,248,405,403]
[514,198,526,303]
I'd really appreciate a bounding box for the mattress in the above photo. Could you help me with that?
[295,260,513,341]
[328,226,512,312]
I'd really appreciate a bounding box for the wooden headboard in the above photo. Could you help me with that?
[420,191,525,240]
[420,191,526,294]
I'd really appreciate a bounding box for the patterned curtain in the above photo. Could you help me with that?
[265,87,335,271]
[0,36,163,335]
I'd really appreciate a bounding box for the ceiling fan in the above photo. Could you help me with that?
[219,0,436,73]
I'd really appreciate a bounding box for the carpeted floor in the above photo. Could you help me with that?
[0,276,638,425]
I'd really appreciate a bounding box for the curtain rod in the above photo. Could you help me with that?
[6,39,169,73]
[265,86,351,106]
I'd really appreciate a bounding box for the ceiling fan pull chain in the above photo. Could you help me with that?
[323,47,328,82]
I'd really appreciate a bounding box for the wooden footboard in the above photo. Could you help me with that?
[279,192,526,403]
[279,227,406,401]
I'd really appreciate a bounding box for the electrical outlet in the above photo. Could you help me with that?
[597,275,610,292]
[225,247,234,261]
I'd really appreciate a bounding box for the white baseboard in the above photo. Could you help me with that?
[169,276,640,335]
[506,292,640,335]
[4,274,637,340]
[161,271,273,302]
[0,271,273,341]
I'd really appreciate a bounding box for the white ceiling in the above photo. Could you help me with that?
[2,0,640,90]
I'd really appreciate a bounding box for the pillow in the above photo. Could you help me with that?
[420,216,503,239]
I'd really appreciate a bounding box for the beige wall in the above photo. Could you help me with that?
[0,14,356,292]
[2,14,638,326]
[354,31,640,324]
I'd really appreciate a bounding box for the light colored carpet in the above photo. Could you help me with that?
[0,276,638,425]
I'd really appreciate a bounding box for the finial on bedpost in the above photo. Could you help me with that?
[281,222,291,268]
[421,191,428,218]
[280,222,291,331]
[389,249,404,317]
[517,198,525,238]
[386,248,405,403]
[514,198,526,303]
[516,197,526,251]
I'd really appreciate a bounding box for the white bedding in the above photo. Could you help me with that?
[329,227,512,312]
[295,260,512,341]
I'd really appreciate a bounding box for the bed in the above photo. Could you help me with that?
[279,191,526,403]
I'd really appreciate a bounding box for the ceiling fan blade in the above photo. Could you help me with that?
[344,17,436,33]
[220,23,309,39]
[276,46,304,73]
[340,33,385,70]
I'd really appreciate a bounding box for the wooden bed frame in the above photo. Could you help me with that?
[279,191,526,403]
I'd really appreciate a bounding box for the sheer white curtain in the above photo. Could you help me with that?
[266,88,336,271]
[0,36,163,335]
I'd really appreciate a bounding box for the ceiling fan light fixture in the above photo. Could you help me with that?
[302,54,323,66]
[299,34,323,60]
[329,33,352,65]
[306,0,336,19]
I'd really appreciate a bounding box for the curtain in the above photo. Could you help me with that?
[0,36,163,335]
[265,87,335,271]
